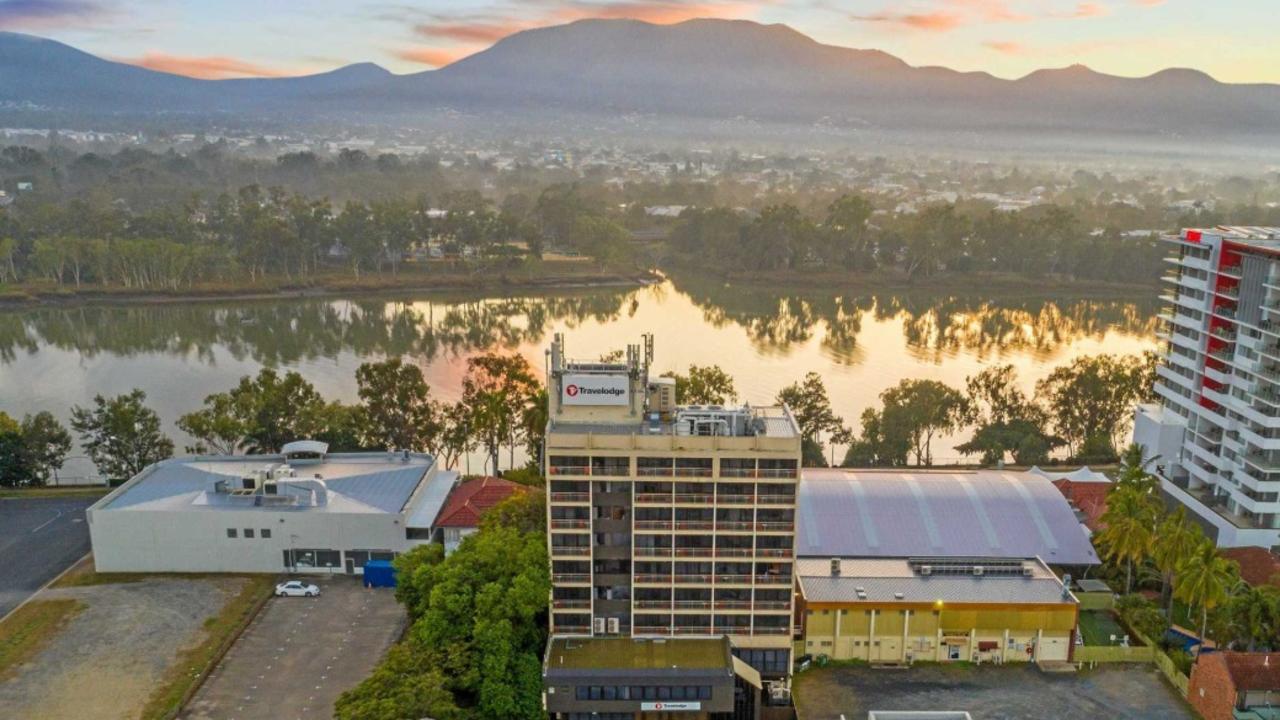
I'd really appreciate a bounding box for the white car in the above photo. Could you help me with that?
[274,580,320,598]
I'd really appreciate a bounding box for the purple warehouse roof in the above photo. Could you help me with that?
[796,469,1100,566]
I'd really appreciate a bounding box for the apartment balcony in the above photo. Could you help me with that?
[756,522,795,532]
[548,465,591,477]
[719,468,757,478]
[635,493,674,504]
[552,573,590,584]
[634,626,674,636]
[755,548,794,558]
[635,547,673,558]
[550,547,591,559]
[754,601,792,611]
[635,574,673,584]
[715,521,754,532]
[635,520,673,531]
[553,624,591,635]
[674,493,714,504]
[673,601,713,611]
[552,599,591,609]
[673,547,715,558]
[674,574,712,584]
[714,548,754,558]
[674,521,714,531]
[751,627,793,636]
[1220,263,1244,278]
[550,519,591,530]
[713,600,751,610]
[756,575,794,586]
[550,492,590,504]
[673,627,713,636]
[756,494,796,506]
[715,574,753,584]
[716,494,755,505]
[1245,453,1280,474]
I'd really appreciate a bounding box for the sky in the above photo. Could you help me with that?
[1,0,1276,83]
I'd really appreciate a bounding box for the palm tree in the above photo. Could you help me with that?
[1152,507,1203,613]
[1228,584,1280,651]
[1099,485,1158,593]
[1175,539,1239,644]
[1117,443,1160,495]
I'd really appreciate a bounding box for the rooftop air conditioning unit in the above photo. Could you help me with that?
[593,618,607,635]
[972,566,984,577]
[920,565,933,576]
[607,617,620,634]
[830,558,841,576]
[1022,566,1034,577]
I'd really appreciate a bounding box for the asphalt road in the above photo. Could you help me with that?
[0,496,96,619]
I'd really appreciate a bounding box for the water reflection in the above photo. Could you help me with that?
[0,280,1158,367]
[674,277,1159,363]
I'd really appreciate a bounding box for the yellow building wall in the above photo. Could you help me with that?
[803,603,1077,664]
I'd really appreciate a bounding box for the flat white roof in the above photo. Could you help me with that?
[96,452,435,515]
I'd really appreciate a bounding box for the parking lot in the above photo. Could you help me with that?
[793,663,1196,720]
[0,574,248,719]
[0,496,96,619]
[181,576,405,720]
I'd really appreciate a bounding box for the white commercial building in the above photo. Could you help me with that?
[1134,226,1280,548]
[87,442,457,574]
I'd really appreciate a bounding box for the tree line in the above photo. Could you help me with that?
[2,349,1154,487]
[668,196,1168,282]
[0,184,637,290]
[0,353,546,486]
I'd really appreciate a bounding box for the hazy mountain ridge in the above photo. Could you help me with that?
[2,19,1278,136]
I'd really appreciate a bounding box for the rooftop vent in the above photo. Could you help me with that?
[282,440,328,466]
[830,558,841,576]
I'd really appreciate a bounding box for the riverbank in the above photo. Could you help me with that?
[665,263,1159,299]
[0,262,659,310]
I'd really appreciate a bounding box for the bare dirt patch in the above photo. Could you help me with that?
[0,576,248,720]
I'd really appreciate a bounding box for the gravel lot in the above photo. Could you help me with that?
[0,576,247,720]
[793,663,1196,720]
[182,576,405,720]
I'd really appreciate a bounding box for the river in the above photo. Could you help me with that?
[0,277,1160,480]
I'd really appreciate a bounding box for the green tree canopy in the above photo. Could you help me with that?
[70,389,173,481]
[355,357,441,452]
[661,364,738,406]
[776,371,847,466]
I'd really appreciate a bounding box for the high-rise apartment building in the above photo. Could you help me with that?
[542,334,801,719]
[1135,226,1280,548]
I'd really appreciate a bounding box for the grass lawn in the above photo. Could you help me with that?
[138,575,276,720]
[1079,610,1128,646]
[0,599,86,679]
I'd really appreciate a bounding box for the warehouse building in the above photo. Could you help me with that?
[792,469,1091,665]
[797,556,1078,664]
[87,441,457,574]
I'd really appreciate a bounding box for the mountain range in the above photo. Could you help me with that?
[2,18,1278,139]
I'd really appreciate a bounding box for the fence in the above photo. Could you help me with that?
[1076,592,1116,611]
[1074,645,1154,663]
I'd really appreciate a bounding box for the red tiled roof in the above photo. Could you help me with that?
[434,476,526,529]
[1221,546,1280,588]
[1212,652,1280,691]
[1051,479,1109,531]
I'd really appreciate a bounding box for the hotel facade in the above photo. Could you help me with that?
[542,334,800,719]
[1134,226,1280,548]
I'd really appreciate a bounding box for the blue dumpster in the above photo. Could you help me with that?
[363,560,397,588]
